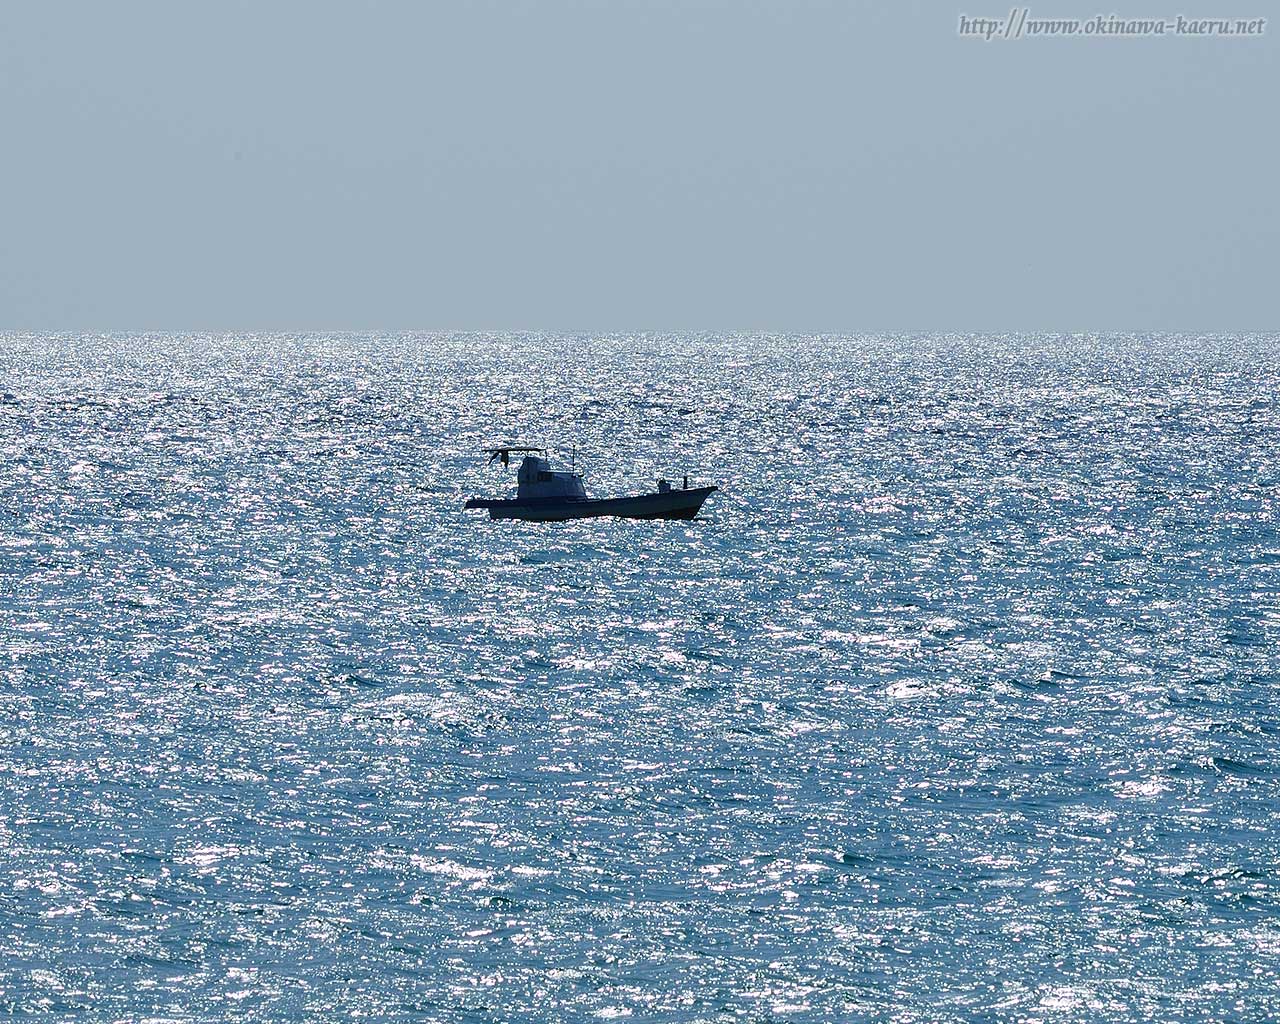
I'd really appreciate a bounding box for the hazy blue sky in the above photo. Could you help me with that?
[2,0,1275,330]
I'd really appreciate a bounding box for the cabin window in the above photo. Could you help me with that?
[537,471,553,481]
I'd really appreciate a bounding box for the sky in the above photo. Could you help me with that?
[1,0,1275,331]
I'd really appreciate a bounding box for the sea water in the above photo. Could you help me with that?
[1,332,1278,1021]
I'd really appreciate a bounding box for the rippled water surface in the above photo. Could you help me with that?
[2,332,1279,1021]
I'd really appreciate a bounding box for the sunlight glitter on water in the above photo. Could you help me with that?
[1,332,1278,1021]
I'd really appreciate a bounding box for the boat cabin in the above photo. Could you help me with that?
[516,454,587,501]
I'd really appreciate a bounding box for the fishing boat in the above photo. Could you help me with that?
[464,447,717,522]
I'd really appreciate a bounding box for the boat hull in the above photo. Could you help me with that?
[465,486,717,522]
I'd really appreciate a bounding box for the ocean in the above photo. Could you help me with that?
[2,332,1277,1021]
